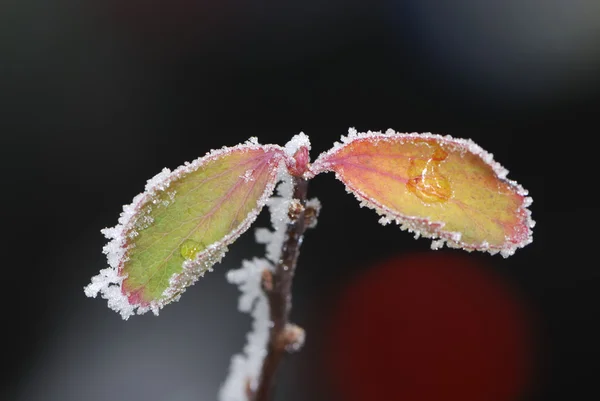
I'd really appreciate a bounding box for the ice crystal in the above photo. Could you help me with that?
[83,267,134,319]
[283,132,311,157]
[240,169,255,182]
[256,167,294,264]
[305,197,321,228]
[220,257,273,401]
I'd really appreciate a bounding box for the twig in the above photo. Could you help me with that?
[251,176,311,401]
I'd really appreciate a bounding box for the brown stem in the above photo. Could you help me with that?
[252,176,310,401]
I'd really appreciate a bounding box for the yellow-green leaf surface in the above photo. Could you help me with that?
[85,142,285,319]
[311,129,534,257]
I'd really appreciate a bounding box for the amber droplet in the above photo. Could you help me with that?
[407,143,452,203]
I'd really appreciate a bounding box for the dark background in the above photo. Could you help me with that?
[2,1,599,400]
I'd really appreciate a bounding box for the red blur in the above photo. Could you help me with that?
[327,252,535,401]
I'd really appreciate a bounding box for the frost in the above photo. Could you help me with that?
[306,197,321,211]
[220,258,273,401]
[256,168,294,264]
[378,216,392,226]
[283,132,311,157]
[84,268,135,320]
[144,167,172,192]
[240,169,255,182]
[430,239,444,250]
[305,197,321,228]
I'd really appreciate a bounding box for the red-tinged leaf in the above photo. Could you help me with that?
[85,139,286,319]
[311,129,534,257]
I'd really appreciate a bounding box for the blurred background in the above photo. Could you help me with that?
[2,0,599,400]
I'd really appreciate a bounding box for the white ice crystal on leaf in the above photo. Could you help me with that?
[84,268,135,320]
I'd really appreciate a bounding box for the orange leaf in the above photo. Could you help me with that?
[311,129,534,257]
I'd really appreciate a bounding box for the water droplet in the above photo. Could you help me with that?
[180,239,205,260]
[406,143,452,203]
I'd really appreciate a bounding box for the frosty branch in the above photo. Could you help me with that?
[84,128,534,401]
[251,176,312,401]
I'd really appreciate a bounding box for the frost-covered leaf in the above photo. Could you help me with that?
[311,128,534,257]
[85,141,286,319]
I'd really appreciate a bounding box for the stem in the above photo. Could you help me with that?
[252,176,310,401]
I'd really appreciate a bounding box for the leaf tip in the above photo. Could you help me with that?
[83,267,135,320]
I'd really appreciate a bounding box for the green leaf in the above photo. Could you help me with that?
[85,141,285,319]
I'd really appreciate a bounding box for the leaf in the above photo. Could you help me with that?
[85,140,286,319]
[311,128,534,257]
